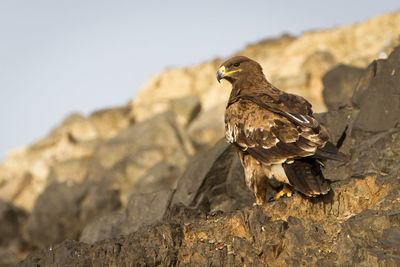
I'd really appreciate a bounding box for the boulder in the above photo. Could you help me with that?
[0,200,28,267]
[0,200,27,247]
[352,47,400,132]
[25,181,121,249]
[133,163,180,194]
[322,64,364,110]
[47,157,91,183]
[80,189,173,244]
[337,210,400,266]
[0,106,130,212]
[91,111,195,205]
[169,95,202,127]
[171,138,254,213]
[187,105,225,149]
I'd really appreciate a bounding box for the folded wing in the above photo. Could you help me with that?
[225,94,330,165]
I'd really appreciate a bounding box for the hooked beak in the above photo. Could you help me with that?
[216,66,226,83]
[216,65,242,83]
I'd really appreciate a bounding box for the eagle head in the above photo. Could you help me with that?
[217,56,264,84]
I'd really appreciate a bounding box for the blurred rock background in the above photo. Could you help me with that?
[0,11,400,266]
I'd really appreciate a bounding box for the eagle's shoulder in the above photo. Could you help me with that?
[224,94,328,165]
[225,99,278,148]
[234,86,319,129]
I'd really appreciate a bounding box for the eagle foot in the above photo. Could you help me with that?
[270,185,293,201]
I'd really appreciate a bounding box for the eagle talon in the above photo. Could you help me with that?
[272,185,293,201]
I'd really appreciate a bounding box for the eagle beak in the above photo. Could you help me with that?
[216,66,226,83]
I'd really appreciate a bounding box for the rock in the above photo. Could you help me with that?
[80,189,173,244]
[170,95,202,127]
[380,226,400,248]
[171,138,253,213]
[133,163,180,194]
[44,113,98,143]
[124,190,173,230]
[47,157,91,183]
[0,133,100,211]
[352,47,400,132]
[224,155,255,209]
[19,225,183,267]
[24,166,400,266]
[92,111,195,205]
[25,181,121,249]
[87,106,132,139]
[0,200,28,267]
[318,48,400,184]
[79,212,125,245]
[187,105,225,149]
[42,106,131,144]
[0,107,130,212]
[301,50,337,109]
[0,172,33,204]
[0,200,27,247]
[315,106,352,146]
[337,210,400,266]
[322,64,364,110]
[172,139,231,207]
[130,59,226,123]
[17,170,400,266]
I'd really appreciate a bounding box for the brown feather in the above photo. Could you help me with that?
[283,158,330,196]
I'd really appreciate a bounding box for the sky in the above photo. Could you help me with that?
[0,1,399,161]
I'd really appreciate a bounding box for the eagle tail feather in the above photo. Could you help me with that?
[283,158,330,197]
[314,141,349,162]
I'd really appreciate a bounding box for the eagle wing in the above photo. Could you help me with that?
[225,92,329,165]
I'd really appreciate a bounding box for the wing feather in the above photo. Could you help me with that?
[225,97,328,164]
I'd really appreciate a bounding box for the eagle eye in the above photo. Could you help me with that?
[233,62,240,67]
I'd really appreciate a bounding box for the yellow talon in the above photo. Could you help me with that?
[273,185,293,201]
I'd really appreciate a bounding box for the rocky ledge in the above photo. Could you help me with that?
[14,45,400,266]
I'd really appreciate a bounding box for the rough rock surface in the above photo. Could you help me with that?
[24,181,121,249]
[80,189,174,244]
[0,106,130,211]
[17,46,400,266]
[0,200,28,267]
[92,111,195,205]
[322,64,364,111]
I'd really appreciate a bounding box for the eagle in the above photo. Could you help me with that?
[217,56,347,205]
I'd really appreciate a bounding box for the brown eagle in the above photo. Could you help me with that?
[217,56,347,205]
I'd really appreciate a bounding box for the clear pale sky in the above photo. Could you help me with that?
[0,1,399,160]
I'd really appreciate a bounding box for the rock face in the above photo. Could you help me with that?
[25,181,121,249]
[322,64,364,111]
[0,106,130,212]
[0,200,28,267]
[91,111,195,205]
[17,46,400,266]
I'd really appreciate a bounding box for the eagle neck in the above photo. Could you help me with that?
[227,77,270,107]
